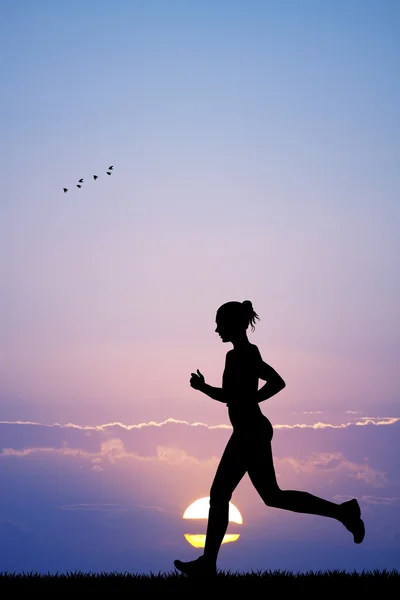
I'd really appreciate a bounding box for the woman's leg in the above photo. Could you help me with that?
[174,431,247,575]
[203,431,247,564]
[246,423,365,543]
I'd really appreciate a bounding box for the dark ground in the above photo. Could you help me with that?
[0,569,399,595]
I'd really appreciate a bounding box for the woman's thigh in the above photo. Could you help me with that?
[210,432,247,499]
[244,419,279,493]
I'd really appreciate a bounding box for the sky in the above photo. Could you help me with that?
[1,0,399,574]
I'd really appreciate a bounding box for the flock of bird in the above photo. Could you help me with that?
[63,165,114,193]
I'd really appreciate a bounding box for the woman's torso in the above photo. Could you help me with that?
[222,344,270,432]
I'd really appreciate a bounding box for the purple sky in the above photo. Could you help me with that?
[1,416,399,573]
[1,0,399,573]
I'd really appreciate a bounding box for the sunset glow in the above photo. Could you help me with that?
[183,497,242,548]
[1,0,398,576]
[183,497,243,524]
[184,534,240,548]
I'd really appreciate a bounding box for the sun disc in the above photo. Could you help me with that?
[183,496,242,524]
[184,533,240,548]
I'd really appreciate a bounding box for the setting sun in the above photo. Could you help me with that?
[183,497,242,548]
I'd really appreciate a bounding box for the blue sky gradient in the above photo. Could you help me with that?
[1,0,399,573]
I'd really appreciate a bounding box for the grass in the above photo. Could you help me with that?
[0,569,399,593]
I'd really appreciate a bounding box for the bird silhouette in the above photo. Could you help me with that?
[62,165,114,191]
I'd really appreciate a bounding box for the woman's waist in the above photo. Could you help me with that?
[228,406,273,438]
[227,402,264,423]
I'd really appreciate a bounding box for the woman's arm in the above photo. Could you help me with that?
[200,383,226,403]
[256,351,286,403]
[190,369,226,403]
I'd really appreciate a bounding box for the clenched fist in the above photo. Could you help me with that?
[190,369,205,391]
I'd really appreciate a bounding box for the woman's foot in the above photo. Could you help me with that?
[340,499,365,544]
[174,555,217,577]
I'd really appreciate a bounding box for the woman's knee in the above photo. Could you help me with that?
[209,484,232,506]
[261,487,282,507]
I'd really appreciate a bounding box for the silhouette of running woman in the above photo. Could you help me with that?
[174,300,365,576]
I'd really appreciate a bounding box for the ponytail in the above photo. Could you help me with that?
[241,300,260,332]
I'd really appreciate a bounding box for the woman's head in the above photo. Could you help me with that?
[215,300,260,341]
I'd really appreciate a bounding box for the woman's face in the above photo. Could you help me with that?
[215,311,240,342]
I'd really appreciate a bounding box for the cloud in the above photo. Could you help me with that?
[59,503,124,511]
[0,518,32,534]
[58,503,167,512]
[1,415,398,432]
[1,415,398,469]
[1,416,399,472]
[1,437,218,468]
[2,415,399,479]
[0,417,231,431]
[361,496,400,505]
[1,417,398,506]
[279,452,386,487]
[274,417,400,430]
[0,416,399,574]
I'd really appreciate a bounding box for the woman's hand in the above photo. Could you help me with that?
[190,369,205,391]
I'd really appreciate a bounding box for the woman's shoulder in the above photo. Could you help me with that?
[228,344,261,358]
[250,343,261,356]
